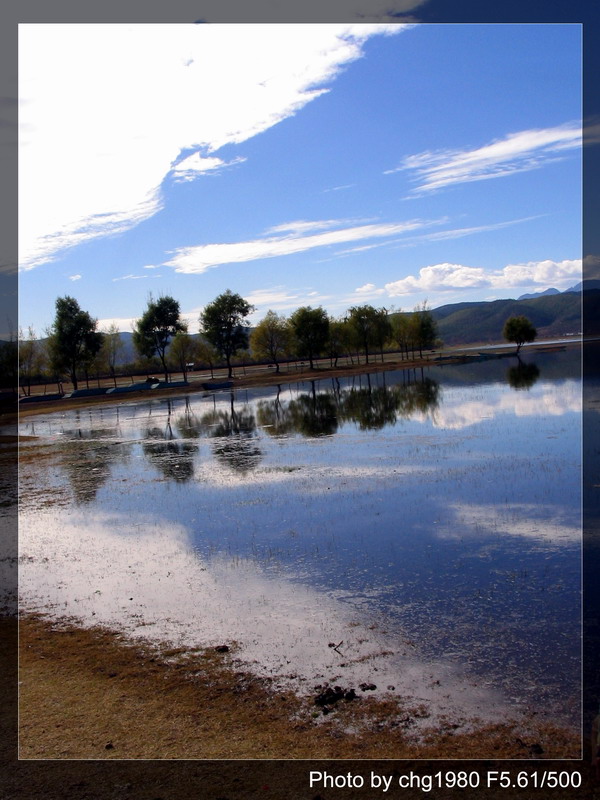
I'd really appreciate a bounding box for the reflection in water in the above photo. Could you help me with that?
[19,349,581,729]
[57,430,131,504]
[287,382,339,437]
[20,509,510,728]
[507,361,541,391]
[200,393,262,473]
[257,374,441,436]
[142,425,198,483]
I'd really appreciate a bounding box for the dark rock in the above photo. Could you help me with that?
[214,645,229,653]
[359,682,377,691]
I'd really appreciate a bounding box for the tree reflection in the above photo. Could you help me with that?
[287,382,339,437]
[201,393,262,473]
[257,374,441,436]
[396,376,441,418]
[142,415,198,482]
[256,387,296,436]
[340,374,399,430]
[507,361,541,391]
[58,433,131,504]
[174,396,202,439]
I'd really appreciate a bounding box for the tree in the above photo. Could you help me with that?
[18,326,45,396]
[373,307,393,362]
[391,312,410,360]
[348,305,380,365]
[47,296,104,390]
[199,290,254,379]
[196,339,219,378]
[413,301,438,358]
[327,318,348,368]
[133,295,185,383]
[250,310,290,373]
[168,331,197,382]
[100,323,124,387]
[289,306,329,370]
[503,315,537,354]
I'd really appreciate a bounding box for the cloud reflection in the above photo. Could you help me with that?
[19,509,508,725]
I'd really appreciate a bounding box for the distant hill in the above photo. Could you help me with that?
[117,331,136,364]
[517,287,560,300]
[430,290,584,346]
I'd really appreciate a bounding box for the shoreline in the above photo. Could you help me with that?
[19,613,580,760]
[15,338,580,420]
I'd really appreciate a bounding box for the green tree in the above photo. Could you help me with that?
[168,331,197,382]
[196,339,219,379]
[413,301,438,358]
[47,296,104,390]
[348,305,380,365]
[503,315,537,354]
[133,295,185,383]
[289,306,329,370]
[391,312,410,360]
[99,323,124,388]
[250,310,290,374]
[327,317,347,368]
[373,307,392,362]
[199,290,254,379]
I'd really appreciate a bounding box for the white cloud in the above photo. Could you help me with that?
[322,183,356,193]
[112,274,149,282]
[96,316,139,334]
[243,286,332,319]
[263,218,364,236]
[171,153,246,182]
[385,258,581,296]
[68,274,81,281]
[163,218,433,274]
[387,122,581,194]
[334,216,534,258]
[19,23,407,271]
[354,282,385,296]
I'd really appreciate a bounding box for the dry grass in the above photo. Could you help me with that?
[19,614,580,762]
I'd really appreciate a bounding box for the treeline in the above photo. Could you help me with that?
[18,290,440,395]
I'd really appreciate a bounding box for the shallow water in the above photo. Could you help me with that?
[19,348,581,729]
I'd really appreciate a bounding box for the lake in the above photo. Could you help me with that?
[19,347,581,732]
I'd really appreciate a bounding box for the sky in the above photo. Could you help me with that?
[19,22,582,335]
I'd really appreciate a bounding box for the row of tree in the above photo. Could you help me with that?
[19,289,537,393]
[19,291,440,392]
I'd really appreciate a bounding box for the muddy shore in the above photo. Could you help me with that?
[19,614,580,760]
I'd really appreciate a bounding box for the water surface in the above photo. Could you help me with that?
[19,349,581,729]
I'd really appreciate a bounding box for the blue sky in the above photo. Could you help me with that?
[19,23,582,335]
